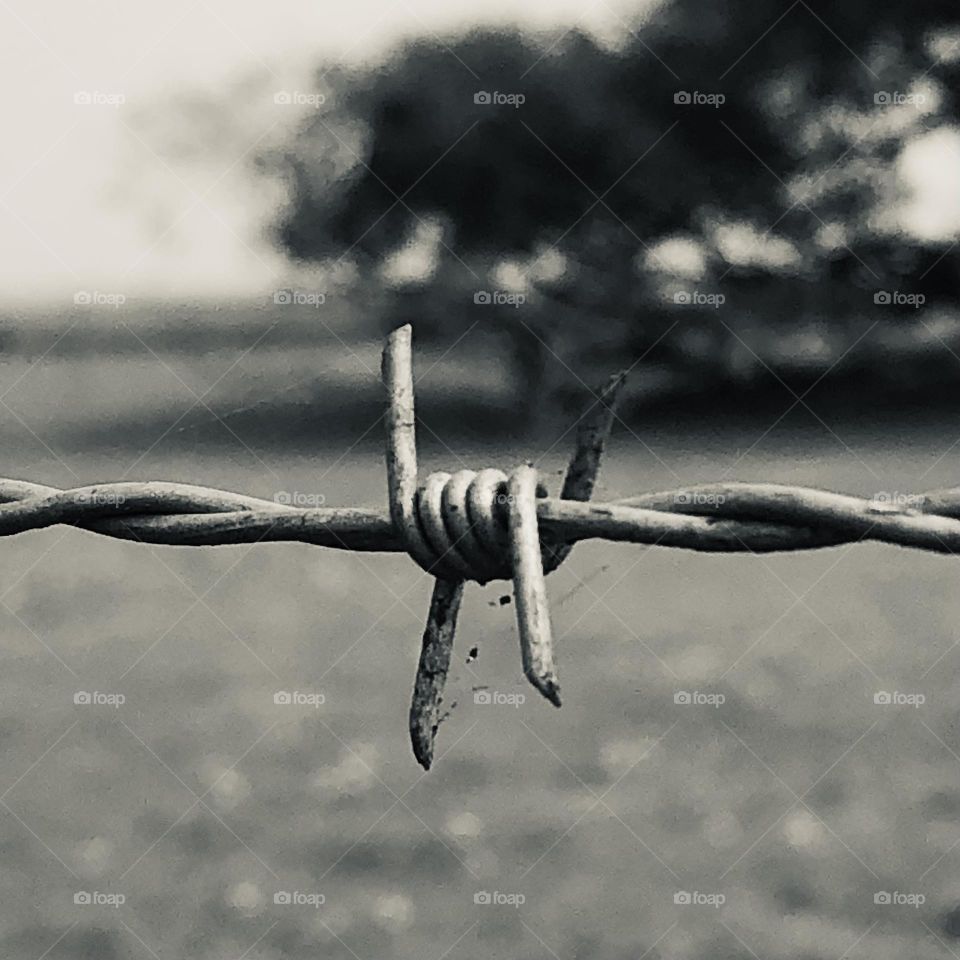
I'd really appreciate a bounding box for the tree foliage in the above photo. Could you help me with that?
[267,0,960,409]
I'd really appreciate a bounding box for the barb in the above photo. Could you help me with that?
[383,324,468,769]
[4,325,960,766]
[408,578,464,770]
[382,326,602,767]
[508,465,561,708]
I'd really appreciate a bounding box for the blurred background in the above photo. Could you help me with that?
[3,1,960,957]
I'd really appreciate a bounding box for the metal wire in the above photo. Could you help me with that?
[2,477,959,557]
[6,322,959,769]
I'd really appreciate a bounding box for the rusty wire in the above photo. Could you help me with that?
[3,324,960,767]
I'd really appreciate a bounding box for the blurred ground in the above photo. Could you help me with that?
[1,390,960,958]
[6,304,960,457]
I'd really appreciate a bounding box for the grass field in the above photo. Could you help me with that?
[1,408,960,959]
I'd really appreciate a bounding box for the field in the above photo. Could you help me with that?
[0,345,960,959]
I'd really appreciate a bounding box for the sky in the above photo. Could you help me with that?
[0,0,652,305]
[0,0,957,306]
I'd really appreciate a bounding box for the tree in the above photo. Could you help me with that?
[266,1,960,420]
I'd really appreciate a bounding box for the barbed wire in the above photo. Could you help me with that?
[3,324,960,766]
[7,477,960,553]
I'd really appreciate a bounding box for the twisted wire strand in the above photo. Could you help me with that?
[1,478,960,555]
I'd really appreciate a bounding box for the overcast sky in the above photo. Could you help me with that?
[0,0,956,305]
[0,0,650,304]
